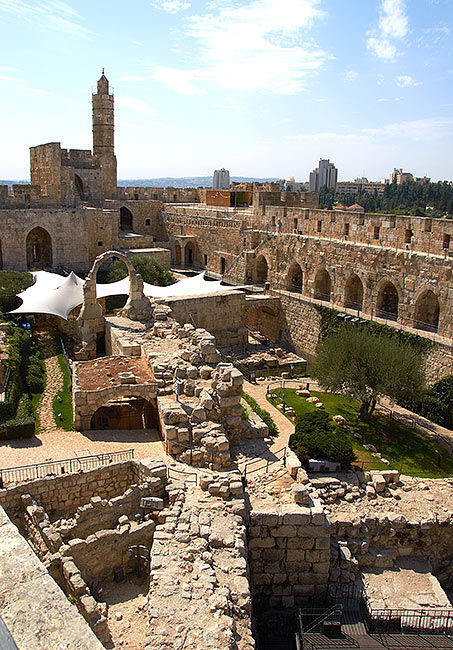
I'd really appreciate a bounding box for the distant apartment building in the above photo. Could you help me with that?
[389,168,431,185]
[213,168,230,189]
[309,159,338,192]
[336,179,386,197]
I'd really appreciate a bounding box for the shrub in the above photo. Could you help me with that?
[242,391,279,436]
[399,374,453,429]
[108,255,175,287]
[0,271,34,315]
[289,410,356,465]
[0,395,35,439]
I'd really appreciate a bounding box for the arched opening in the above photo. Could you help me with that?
[90,396,160,431]
[120,206,133,231]
[256,256,269,284]
[287,262,303,293]
[376,282,398,320]
[414,290,439,332]
[314,269,331,302]
[74,174,84,200]
[344,274,363,310]
[26,227,52,269]
[95,254,127,313]
[185,244,194,267]
[174,242,182,266]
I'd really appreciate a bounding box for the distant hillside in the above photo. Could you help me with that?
[117,176,279,188]
[1,180,29,187]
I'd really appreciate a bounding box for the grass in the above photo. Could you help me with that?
[268,388,453,478]
[30,390,44,435]
[52,340,73,431]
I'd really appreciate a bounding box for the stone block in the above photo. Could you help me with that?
[281,505,311,526]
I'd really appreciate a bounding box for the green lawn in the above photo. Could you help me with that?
[52,341,73,431]
[268,388,453,478]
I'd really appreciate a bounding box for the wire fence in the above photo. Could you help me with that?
[241,446,287,480]
[0,449,134,486]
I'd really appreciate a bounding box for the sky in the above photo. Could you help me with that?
[0,0,452,182]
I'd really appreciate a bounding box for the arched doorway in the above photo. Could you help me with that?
[414,290,439,332]
[174,243,182,266]
[314,269,331,301]
[376,281,398,320]
[344,274,363,310]
[287,262,303,293]
[74,174,84,200]
[185,244,194,267]
[26,227,52,269]
[120,207,133,231]
[90,396,160,430]
[256,256,269,284]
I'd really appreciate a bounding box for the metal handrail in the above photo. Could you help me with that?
[0,449,134,486]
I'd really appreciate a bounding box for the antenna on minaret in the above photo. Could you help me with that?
[102,67,105,75]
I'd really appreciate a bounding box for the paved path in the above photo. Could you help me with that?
[243,379,295,451]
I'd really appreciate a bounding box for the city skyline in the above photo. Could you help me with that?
[1,0,452,182]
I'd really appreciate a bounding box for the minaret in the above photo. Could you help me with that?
[92,70,117,199]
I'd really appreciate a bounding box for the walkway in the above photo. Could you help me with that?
[242,379,295,451]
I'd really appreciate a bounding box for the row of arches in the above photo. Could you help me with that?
[255,256,441,332]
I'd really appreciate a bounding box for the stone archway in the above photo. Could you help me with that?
[74,174,84,200]
[376,281,398,320]
[314,268,331,302]
[120,206,133,231]
[185,243,195,267]
[256,255,269,284]
[26,227,52,269]
[287,262,303,293]
[90,396,160,430]
[78,250,153,345]
[174,242,182,266]
[414,289,439,332]
[344,273,363,310]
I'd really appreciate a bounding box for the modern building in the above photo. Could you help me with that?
[336,180,386,197]
[213,168,230,189]
[309,159,338,192]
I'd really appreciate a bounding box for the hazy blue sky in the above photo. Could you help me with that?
[1,0,452,181]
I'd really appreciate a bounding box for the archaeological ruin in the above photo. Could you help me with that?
[0,72,452,649]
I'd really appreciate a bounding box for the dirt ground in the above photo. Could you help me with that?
[101,579,149,650]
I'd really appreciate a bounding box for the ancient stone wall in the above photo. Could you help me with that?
[276,292,321,359]
[248,499,331,608]
[161,290,247,348]
[0,207,117,272]
[0,461,138,521]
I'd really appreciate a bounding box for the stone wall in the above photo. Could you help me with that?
[161,290,248,348]
[0,460,138,521]
[425,342,453,383]
[0,506,105,650]
[248,499,331,608]
[276,292,321,359]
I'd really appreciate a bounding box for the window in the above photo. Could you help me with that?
[374,226,380,240]
[153,194,158,200]
[98,241,103,247]
[293,218,298,232]
[145,218,151,226]
[424,219,432,233]
[405,228,413,244]
[358,215,364,226]
[204,254,208,266]
[221,257,226,274]
[331,213,336,223]
[443,234,451,249]
[390,216,396,228]
[343,223,350,236]
[317,220,322,233]
[134,193,139,200]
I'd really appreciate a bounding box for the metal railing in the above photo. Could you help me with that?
[241,446,287,480]
[364,607,453,635]
[0,449,134,486]
[167,464,198,485]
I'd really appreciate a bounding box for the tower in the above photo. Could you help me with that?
[92,70,117,199]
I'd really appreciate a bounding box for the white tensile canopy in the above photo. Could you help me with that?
[11,270,242,320]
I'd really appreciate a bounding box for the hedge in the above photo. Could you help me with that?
[242,391,279,437]
[0,394,35,439]
[289,410,356,465]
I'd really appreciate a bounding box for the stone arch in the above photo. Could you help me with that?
[376,280,399,320]
[414,289,440,332]
[287,262,303,293]
[79,251,153,343]
[174,242,182,266]
[26,226,52,269]
[120,206,134,231]
[74,174,84,200]
[255,255,269,284]
[344,273,363,310]
[185,243,195,267]
[90,395,160,431]
[314,268,331,302]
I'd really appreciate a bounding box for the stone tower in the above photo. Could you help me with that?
[92,70,117,199]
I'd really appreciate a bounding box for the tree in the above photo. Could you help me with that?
[312,326,426,421]
[0,271,34,316]
[108,256,174,287]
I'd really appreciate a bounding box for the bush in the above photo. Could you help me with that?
[242,391,279,436]
[108,255,175,287]
[289,410,356,465]
[0,271,34,315]
[0,395,35,439]
[399,374,453,429]
[0,401,15,421]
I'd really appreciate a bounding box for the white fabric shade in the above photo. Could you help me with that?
[11,270,242,320]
